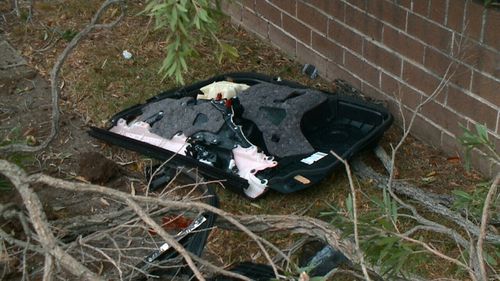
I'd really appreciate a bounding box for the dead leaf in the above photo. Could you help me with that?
[74,176,90,183]
[100,198,110,207]
[447,156,461,164]
[426,171,437,177]
[130,182,136,196]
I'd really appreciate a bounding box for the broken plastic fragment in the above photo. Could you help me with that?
[110,119,188,155]
[233,145,277,198]
[197,81,250,100]
[122,50,132,60]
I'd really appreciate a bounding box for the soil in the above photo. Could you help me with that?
[0,1,491,280]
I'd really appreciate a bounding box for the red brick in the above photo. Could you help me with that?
[345,51,380,87]
[243,0,255,10]
[497,112,499,133]
[383,24,425,64]
[464,1,485,42]
[380,72,401,97]
[495,134,500,153]
[441,132,464,157]
[242,8,268,38]
[429,0,447,24]
[402,61,445,101]
[312,31,343,64]
[412,114,443,148]
[221,0,242,22]
[397,0,412,9]
[413,0,430,16]
[305,0,344,20]
[364,41,402,75]
[470,148,496,176]
[382,72,426,109]
[297,1,328,34]
[450,63,472,90]
[421,101,467,136]
[269,0,296,16]
[326,60,362,90]
[424,47,472,90]
[367,0,407,30]
[345,4,383,41]
[401,85,426,109]
[424,47,453,76]
[492,161,500,178]
[256,1,281,25]
[316,0,345,21]
[269,24,296,56]
[348,0,367,10]
[447,85,497,128]
[484,8,500,50]
[328,19,363,55]
[296,42,328,75]
[471,72,500,105]
[283,13,311,44]
[407,13,452,52]
[446,0,465,31]
[361,81,389,101]
[453,36,499,78]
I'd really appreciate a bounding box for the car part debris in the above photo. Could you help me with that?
[90,72,393,198]
[302,64,318,79]
[198,81,250,100]
[144,215,207,264]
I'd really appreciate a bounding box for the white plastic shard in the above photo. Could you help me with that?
[232,145,277,198]
[197,81,250,100]
[110,119,189,155]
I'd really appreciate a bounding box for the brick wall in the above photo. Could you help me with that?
[222,0,500,177]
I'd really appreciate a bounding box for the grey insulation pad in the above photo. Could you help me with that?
[239,83,327,158]
[138,97,224,139]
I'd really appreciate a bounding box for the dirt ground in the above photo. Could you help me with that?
[0,1,492,280]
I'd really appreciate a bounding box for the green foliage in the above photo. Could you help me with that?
[483,0,500,6]
[0,177,12,191]
[143,0,237,84]
[60,29,78,42]
[322,190,428,278]
[361,235,424,277]
[458,123,498,171]
[452,181,500,224]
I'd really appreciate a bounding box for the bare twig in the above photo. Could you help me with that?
[330,150,372,281]
[28,172,283,279]
[0,0,125,153]
[476,175,499,281]
[0,160,102,280]
[43,254,54,281]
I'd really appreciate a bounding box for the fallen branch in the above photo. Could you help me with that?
[476,175,499,280]
[0,160,102,280]
[352,159,500,245]
[0,0,125,153]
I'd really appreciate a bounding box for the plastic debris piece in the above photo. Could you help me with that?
[122,50,132,60]
[232,145,277,198]
[302,64,318,79]
[197,81,250,100]
[110,119,188,155]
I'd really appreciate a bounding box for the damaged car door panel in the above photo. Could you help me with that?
[90,72,393,199]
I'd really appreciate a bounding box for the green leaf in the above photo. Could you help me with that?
[346,194,354,219]
[452,190,472,200]
[391,200,398,222]
[309,277,327,281]
[475,123,489,142]
[484,250,498,266]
